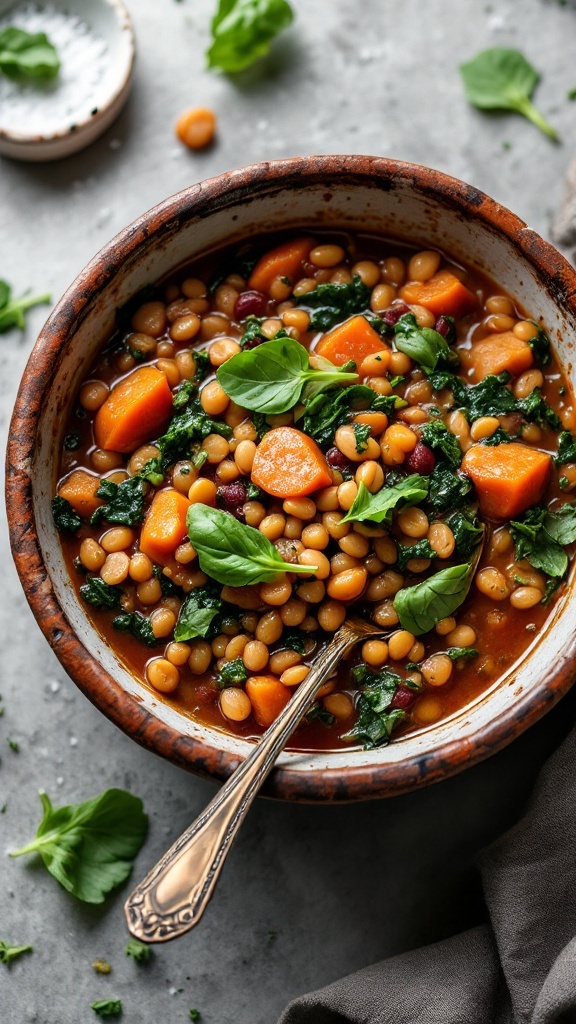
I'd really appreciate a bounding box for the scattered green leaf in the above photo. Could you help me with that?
[555,430,576,465]
[10,789,147,904]
[343,665,405,749]
[426,464,473,515]
[509,504,576,578]
[419,421,462,469]
[7,738,19,753]
[0,27,59,80]
[445,510,485,559]
[393,313,452,373]
[91,999,123,1019]
[394,562,475,635]
[0,940,32,965]
[460,47,558,141]
[174,586,223,642]
[206,0,294,73]
[447,646,479,661]
[217,658,248,688]
[125,938,152,964]
[352,422,372,454]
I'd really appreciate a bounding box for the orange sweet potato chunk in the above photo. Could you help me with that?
[58,470,103,518]
[139,488,191,565]
[251,426,332,499]
[468,331,534,383]
[461,442,552,520]
[94,365,173,454]
[245,676,292,728]
[248,236,315,294]
[400,270,477,319]
[315,315,384,367]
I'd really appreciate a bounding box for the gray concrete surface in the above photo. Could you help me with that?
[2,1,576,1021]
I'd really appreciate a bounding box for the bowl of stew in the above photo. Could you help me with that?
[7,155,576,800]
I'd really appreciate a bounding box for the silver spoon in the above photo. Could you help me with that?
[124,616,389,943]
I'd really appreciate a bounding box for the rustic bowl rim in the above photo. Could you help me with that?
[6,154,576,801]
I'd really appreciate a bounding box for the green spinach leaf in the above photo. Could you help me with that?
[206,0,294,73]
[295,276,371,331]
[447,646,479,661]
[52,496,81,533]
[217,336,358,414]
[187,505,317,585]
[509,504,576,578]
[90,477,146,527]
[0,27,59,80]
[344,664,405,749]
[426,464,473,514]
[419,421,462,469]
[445,510,485,559]
[460,48,558,141]
[393,562,475,635]
[393,313,452,373]
[10,789,147,904]
[483,427,514,446]
[80,577,122,610]
[112,612,159,647]
[174,586,223,642]
[427,369,559,427]
[217,658,248,688]
[341,474,429,525]
[0,940,32,965]
[302,384,388,449]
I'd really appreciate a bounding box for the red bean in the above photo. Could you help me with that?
[405,442,436,475]
[434,315,455,342]
[390,686,417,710]
[326,447,351,472]
[381,302,410,327]
[195,684,219,704]
[234,290,268,321]
[217,481,247,520]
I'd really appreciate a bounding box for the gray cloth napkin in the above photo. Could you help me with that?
[278,714,576,1024]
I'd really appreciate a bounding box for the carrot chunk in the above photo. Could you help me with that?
[468,331,534,383]
[315,314,385,367]
[461,442,551,520]
[248,236,315,294]
[58,469,103,518]
[251,426,332,499]
[245,675,292,728]
[94,365,173,453]
[400,270,477,319]
[139,488,191,565]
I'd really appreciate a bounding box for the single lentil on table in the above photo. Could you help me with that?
[53,234,576,750]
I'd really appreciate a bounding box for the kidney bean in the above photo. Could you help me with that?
[326,446,351,472]
[234,290,268,321]
[434,315,456,342]
[405,442,436,475]
[195,684,219,704]
[381,302,410,327]
[217,481,247,519]
[390,686,417,710]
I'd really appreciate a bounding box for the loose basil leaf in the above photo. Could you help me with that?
[341,474,429,525]
[187,505,317,585]
[52,496,81,533]
[295,276,371,331]
[556,430,576,465]
[218,658,248,688]
[206,0,294,73]
[217,336,358,414]
[426,464,473,515]
[10,789,147,904]
[0,27,59,80]
[0,940,32,965]
[91,999,123,1019]
[174,586,223,642]
[125,938,152,964]
[90,477,146,527]
[447,646,479,661]
[393,313,451,373]
[396,538,435,572]
[445,510,485,560]
[459,48,558,141]
[80,577,122,610]
[393,562,475,635]
[344,665,405,749]
[112,612,160,647]
[419,421,462,469]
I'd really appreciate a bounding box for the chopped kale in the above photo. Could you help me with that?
[527,325,551,367]
[302,384,405,449]
[426,464,473,514]
[245,482,264,501]
[295,275,371,331]
[344,664,405,749]
[193,350,211,383]
[447,647,479,661]
[80,577,122,610]
[252,412,271,440]
[419,421,462,469]
[427,369,560,427]
[139,395,232,482]
[396,539,436,572]
[172,378,198,409]
[63,432,81,450]
[542,577,562,604]
[516,389,561,429]
[112,612,159,647]
[388,374,406,389]
[483,427,514,446]
[90,477,146,527]
[189,1011,201,1023]
[281,628,310,654]
[217,658,248,688]
[353,422,372,454]
[306,702,336,726]
[556,430,576,465]
[174,585,223,642]
[52,496,81,533]
[153,564,177,596]
[445,510,485,559]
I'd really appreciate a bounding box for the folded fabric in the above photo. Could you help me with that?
[278,711,576,1024]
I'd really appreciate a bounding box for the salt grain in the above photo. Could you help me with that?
[0,3,110,136]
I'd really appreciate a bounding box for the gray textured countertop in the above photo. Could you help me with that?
[2,1,576,1021]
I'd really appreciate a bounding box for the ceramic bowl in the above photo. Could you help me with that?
[0,0,134,161]
[7,155,576,800]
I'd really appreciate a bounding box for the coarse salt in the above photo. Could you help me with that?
[0,3,110,136]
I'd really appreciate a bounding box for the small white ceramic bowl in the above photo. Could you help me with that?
[0,0,134,161]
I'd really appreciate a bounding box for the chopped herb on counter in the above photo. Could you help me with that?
[92,959,112,974]
[0,940,33,965]
[91,998,123,1018]
[460,47,559,141]
[125,938,152,964]
[206,0,294,73]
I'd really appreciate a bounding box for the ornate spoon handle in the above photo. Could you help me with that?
[125,619,378,943]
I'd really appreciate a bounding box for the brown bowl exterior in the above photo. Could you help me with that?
[6,155,576,801]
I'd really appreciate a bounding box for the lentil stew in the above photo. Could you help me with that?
[53,233,576,752]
